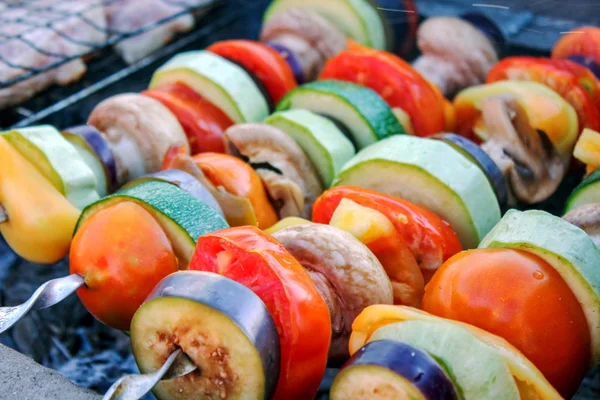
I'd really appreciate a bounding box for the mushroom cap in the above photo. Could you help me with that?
[564,203,600,247]
[480,95,566,204]
[415,16,498,94]
[261,8,346,81]
[88,93,188,184]
[224,123,323,219]
[272,223,393,361]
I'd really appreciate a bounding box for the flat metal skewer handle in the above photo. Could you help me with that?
[103,349,197,400]
[0,274,85,334]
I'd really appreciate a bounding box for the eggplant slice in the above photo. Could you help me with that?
[224,123,323,219]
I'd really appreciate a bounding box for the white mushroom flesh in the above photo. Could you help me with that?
[564,204,600,247]
[272,224,393,361]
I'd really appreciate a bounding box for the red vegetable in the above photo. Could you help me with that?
[143,82,232,154]
[312,186,462,272]
[189,226,331,400]
[207,40,297,105]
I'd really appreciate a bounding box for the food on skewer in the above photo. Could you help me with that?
[277,80,405,149]
[330,339,458,400]
[130,271,280,400]
[272,223,393,362]
[224,123,322,219]
[333,135,501,249]
[348,305,562,399]
[70,180,228,330]
[88,93,189,185]
[552,27,600,78]
[573,128,600,175]
[189,226,331,400]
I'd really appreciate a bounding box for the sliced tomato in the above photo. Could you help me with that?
[207,40,297,105]
[312,186,462,271]
[422,248,590,397]
[552,27,600,68]
[193,153,278,229]
[189,226,330,400]
[142,82,232,154]
[320,41,446,137]
[487,56,600,131]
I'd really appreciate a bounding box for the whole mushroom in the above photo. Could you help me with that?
[413,17,498,96]
[88,93,189,185]
[480,95,566,205]
[272,224,393,363]
[224,123,323,219]
[261,8,347,82]
[564,204,600,247]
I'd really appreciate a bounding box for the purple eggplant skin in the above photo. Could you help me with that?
[121,169,224,217]
[63,125,118,193]
[568,55,600,79]
[460,12,506,55]
[146,271,280,399]
[434,133,508,209]
[336,340,458,400]
[267,41,305,85]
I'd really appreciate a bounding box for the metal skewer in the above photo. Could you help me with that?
[103,348,197,400]
[0,274,85,334]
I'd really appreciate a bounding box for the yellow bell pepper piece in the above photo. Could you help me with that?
[349,305,562,400]
[574,128,600,171]
[454,81,579,160]
[0,136,80,263]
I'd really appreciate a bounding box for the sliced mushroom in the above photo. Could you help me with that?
[413,17,498,96]
[480,95,566,205]
[564,204,600,247]
[88,93,189,185]
[165,151,258,227]
[272,224,393,362]
[261,8,347,81]
[224,123,323,219]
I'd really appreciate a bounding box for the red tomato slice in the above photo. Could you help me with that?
[423,248,591,397]
[487,56,600,131]
[312,186,462,271]
[208,40,297,105]
[320,42,446,137]
[189,226,331,400]
[143,82,232,154]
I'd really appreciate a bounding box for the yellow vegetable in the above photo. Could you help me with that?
[455,81,579,161]
[574,128,600,171]
[264,217,312,234]
[0,136,80,263]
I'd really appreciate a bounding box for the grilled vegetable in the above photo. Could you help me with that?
[454,81,579,161]
[313,186,462,272]
[142,82,232,154]
[264,110,355,187]
[189,226,330,400]
[272,223,392,362]
[62,125,117,195]
[350,305,562,399]
[149,51,269,123]
[573,128,600,173]
[423,248,590,397]
[2,125,99,209]
[0,136,80,264]
[71,181,228,330]
[480,210,600,374]
[329,198,424,305]
[552,26,600,78]
[566,169,600,213]
[487,57,600,131]
[330,340,458,400]
[208,40,297,106]
[131,271,280,400]
[88,93,189,185]
[224,123,322,219]
[266,42,305,84]
[563,204,600,247]
[333,136,500,248]
[276,80,404,149]
[264,0,387,49]
[433,133,508,208]
[320,42,446,137]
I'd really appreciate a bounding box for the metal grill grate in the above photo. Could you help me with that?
[0,0,219,88]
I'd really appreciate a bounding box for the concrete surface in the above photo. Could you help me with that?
[0,344,101,400]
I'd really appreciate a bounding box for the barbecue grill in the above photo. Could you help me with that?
[1,1,600,399]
